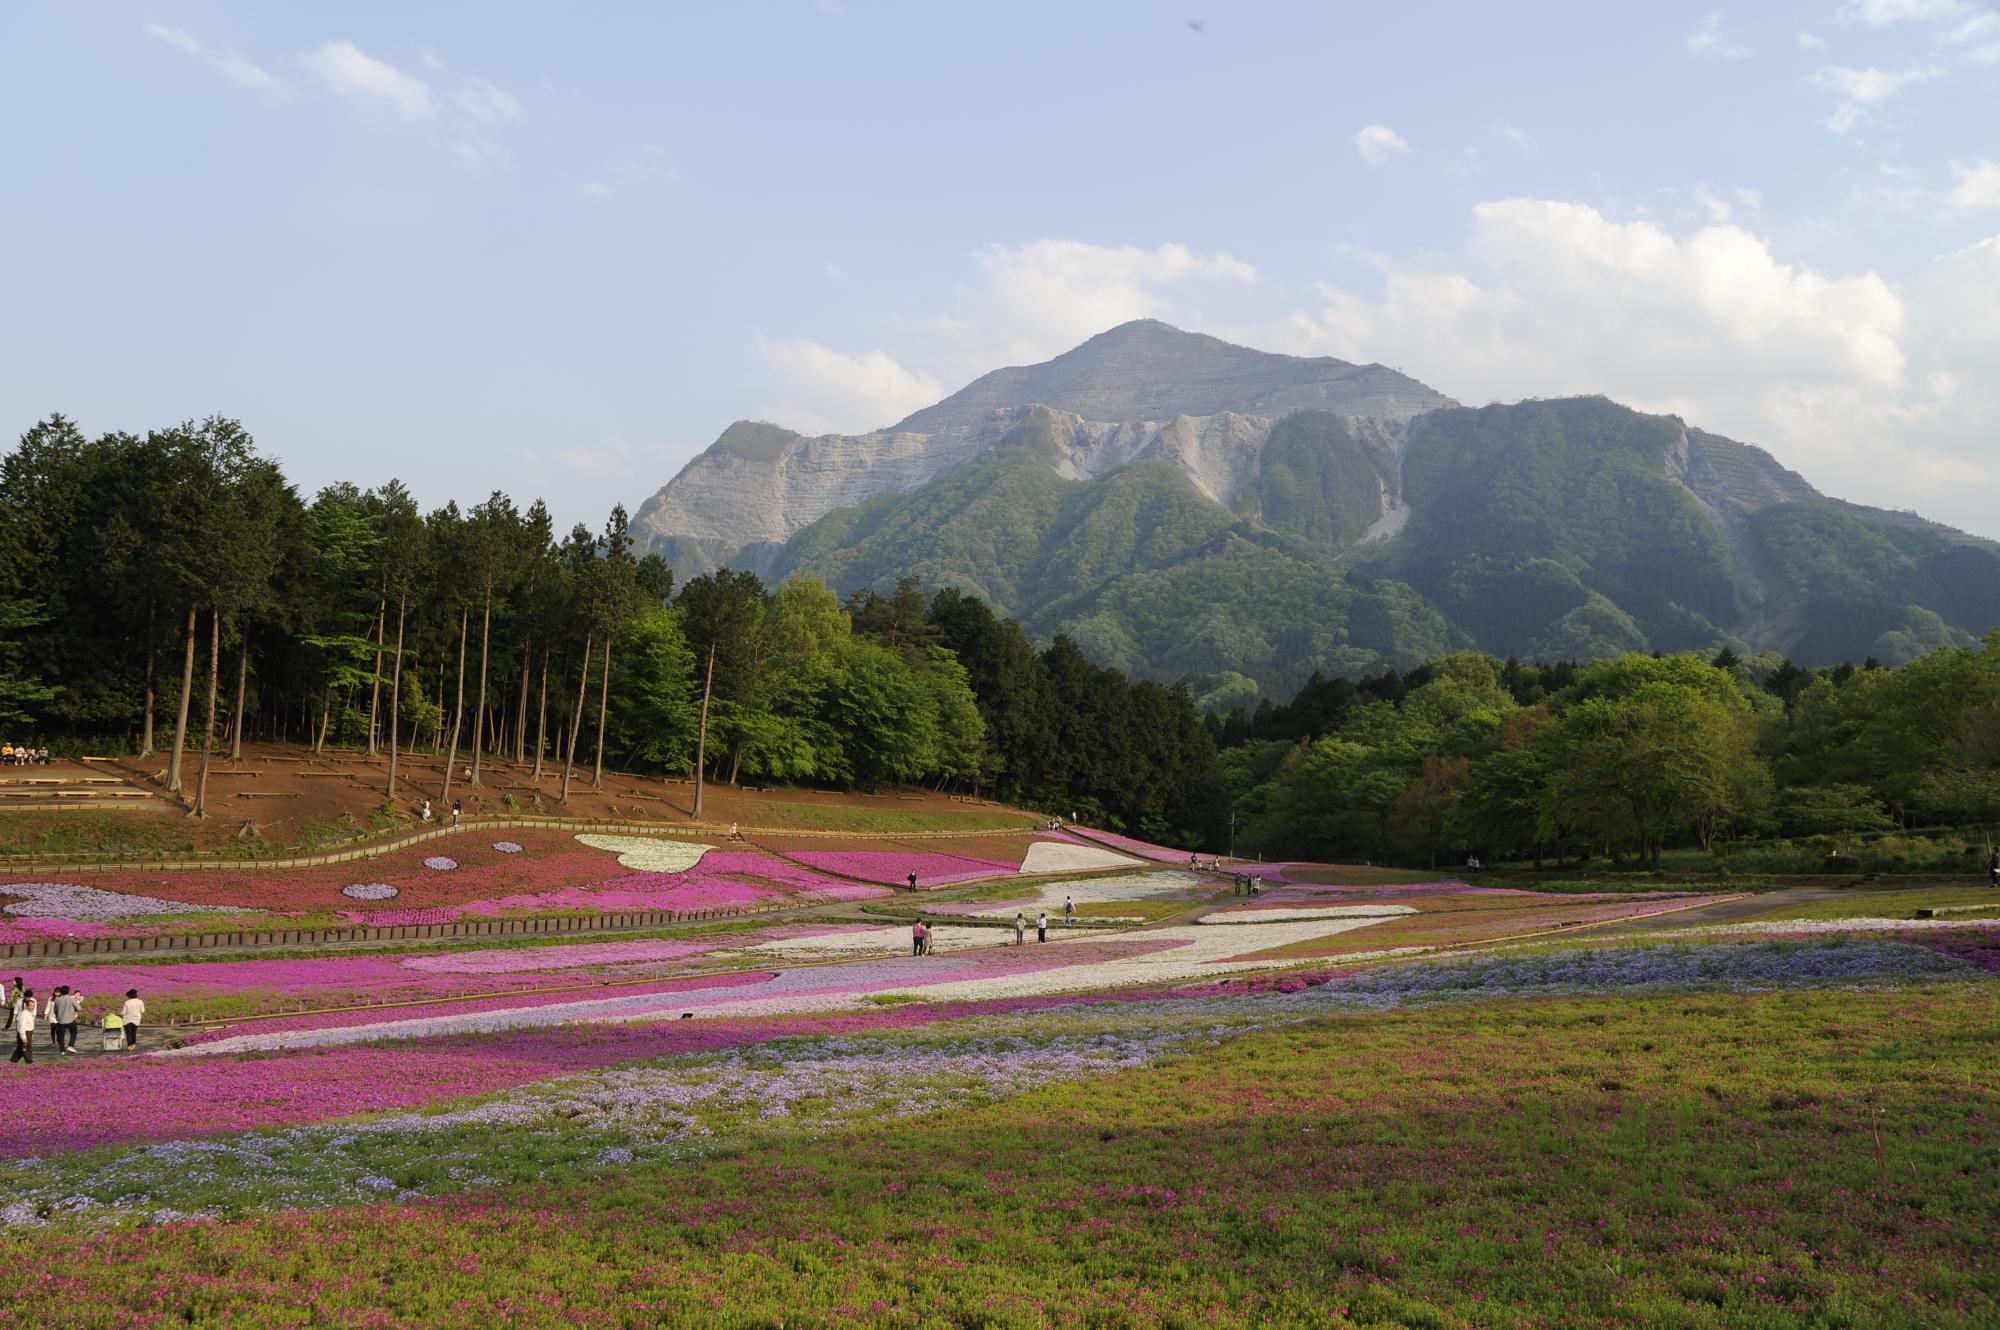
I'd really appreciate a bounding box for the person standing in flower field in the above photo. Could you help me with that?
[9,988,34,1064]
[120,988,145,1050]
[1013,912,1027,946]
[911,919,925,957]
[1036,910,1048,943]
[1063,896,1075,927]
[49,985,78,1056]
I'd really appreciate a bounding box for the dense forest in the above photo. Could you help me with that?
[2,414,1994,866]
[1214,643,2000,870]
[0,416,1225,845]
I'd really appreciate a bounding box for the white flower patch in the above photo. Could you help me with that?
[575,834,710,874]
[422,856,458,871]
[1198,905,1418,926]
[0,882,249,921]
[340,884,400,901]
[1020,841,1142,874]
[492,841,523,854]
[957,871,1202,922]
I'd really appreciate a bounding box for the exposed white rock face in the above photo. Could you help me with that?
[631,320,1457,572]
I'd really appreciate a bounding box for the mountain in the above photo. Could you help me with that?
[629,320,1453,578]
[633,323,2000,696]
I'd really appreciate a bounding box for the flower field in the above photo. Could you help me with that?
[0,955,1993,1327]
[4,822,1996,1328]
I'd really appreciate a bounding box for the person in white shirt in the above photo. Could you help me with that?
[8,989,35,1064]
[120,988,145,1051]
[1036,911,1048,943]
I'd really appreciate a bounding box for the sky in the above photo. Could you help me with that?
[1,2,1996,539]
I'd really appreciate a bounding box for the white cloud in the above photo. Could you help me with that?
[1840,0,1965,25]
[1354,123,1409,167]
[1798,31,1827,49]
[455,77,522,125]
[1809,63,1934,133]
[299,41,440,122]
[1688,12,1753,59]
[1692,183,1762,222]
[554,440,634,476]
[760,239,1257,431]
[1489,123,1536,149]
[1944,10,2000,59]
[1946,159,2000,209]
[1266,199,2000,538]
[145,24,289,104]
[756,341,944,435]
[421,50,447,73]
[577,181,611,200]
[448,140,512,169]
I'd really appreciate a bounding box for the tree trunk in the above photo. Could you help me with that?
[140,605,157,758]
[471,594,492,786]
[314,691,332,754]
[386,597,407,799]
[365,593,386,755]
[592,634,611,788]
[441,607,469,808]
[193,608,220,819]
[561,630,592,804]
[229,633,248,762]
[532,650,549,780]
[693,642,715,821]
[515,639,532,764]
[167,606,197,791]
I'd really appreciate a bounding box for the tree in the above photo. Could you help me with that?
[677,568,769,818]
[463,492,521,788]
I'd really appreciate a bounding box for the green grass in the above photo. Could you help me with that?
[8,985,1995,1327]
[0,811,201,859]
[1751,885,2000,923]
[747,802,1033,834]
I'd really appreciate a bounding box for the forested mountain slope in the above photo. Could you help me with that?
[635,326,1999,696]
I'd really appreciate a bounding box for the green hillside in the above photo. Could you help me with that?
[763,396,1999,695]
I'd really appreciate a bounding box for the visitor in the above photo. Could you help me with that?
[1063,895,1074,927]
[36,747,47,766]
[5,977,22,1027]
[728,822,741,841]
[1188,853,1199,871]
[1250,876,1262,897]
[120,988,144,1050]
[907,871,918,891]
[9,988,34,1064]
[451,799,462,828]
[2,744,13,766]
[911,919,924,957]
[1014,912,1027,946]
[1036,910,1048,943]
[420,798,433,823]
[49,985,77,1056]
[922,920,937,955]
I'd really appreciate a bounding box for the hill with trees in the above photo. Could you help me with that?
[632,325,1999,699]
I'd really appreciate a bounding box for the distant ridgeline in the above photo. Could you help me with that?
[634,321,2000,702]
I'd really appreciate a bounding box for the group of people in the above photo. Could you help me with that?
[1011,901,1072,945]
[1,744,49,766]
[7,978,144,1065]
[417,798,463,827]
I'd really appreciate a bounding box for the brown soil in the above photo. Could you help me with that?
[0,742,1033,856]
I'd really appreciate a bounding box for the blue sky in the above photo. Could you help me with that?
[2,2,1995,537]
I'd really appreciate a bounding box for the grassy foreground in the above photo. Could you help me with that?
[8,986,1995,1328]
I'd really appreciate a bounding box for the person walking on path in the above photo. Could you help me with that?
[451,799,462,829]
[120,988,145,1051]
[906,871,918,892]
[9,988,34,1064]
[1063,896,1075,927]
[1014,912,1027,946]
[911,920,925,957]
[4,977,21,1028]
[1036,910,1048,943]
[49,986,77,1056]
